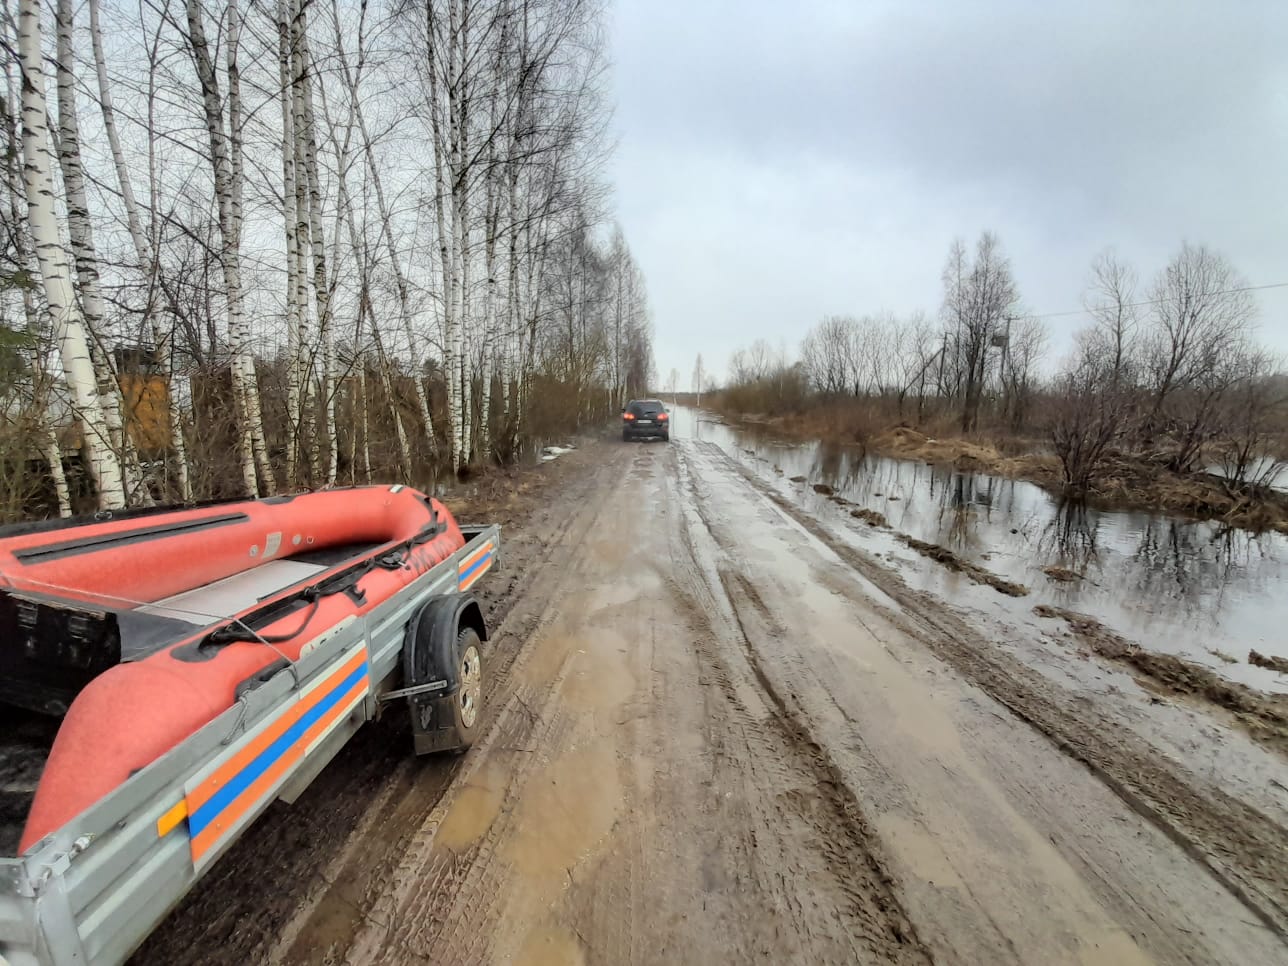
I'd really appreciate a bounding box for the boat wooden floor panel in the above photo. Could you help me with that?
[137,560,327,626]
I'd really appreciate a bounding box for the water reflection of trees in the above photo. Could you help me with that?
[1035,500,1100,569]
[924,466,1037,552]
[1123,518,1252,609]
[789,436,1286,641]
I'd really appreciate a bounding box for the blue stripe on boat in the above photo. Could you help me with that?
[188,661,368,838]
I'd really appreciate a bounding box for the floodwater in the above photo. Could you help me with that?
[668,406,1288,693]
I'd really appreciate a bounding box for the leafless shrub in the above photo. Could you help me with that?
[1049,344,1131,495]
[1213,350,1287,493]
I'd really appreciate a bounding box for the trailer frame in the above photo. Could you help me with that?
[0,523,500,966]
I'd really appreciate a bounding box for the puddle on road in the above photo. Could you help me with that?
[435,758,509,851]
[669,407,1288,693]
[516,923,586,966]
[562,633,636,713]
[503,740,621,883]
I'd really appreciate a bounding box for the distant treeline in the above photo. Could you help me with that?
[714,233,1287,494]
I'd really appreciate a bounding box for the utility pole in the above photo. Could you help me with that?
[994,315,1014,422]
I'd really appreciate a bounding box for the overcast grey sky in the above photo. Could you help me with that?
[608,0,1288,387]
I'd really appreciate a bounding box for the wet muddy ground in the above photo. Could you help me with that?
[101,413,1288,963]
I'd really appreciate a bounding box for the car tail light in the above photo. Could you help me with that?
[657,413,668,421]
[623,412,635,421]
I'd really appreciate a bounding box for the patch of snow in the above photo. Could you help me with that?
[541,444,577,462]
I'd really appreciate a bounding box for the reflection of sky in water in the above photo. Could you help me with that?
[672,408,1287,689]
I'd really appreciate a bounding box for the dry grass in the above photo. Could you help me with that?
[849,507,888,527]
[1041,566,1083,583]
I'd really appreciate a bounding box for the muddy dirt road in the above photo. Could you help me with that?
[135,432,1288,965]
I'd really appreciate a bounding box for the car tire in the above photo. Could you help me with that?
[662,433,670,442]
[622,430,630,442]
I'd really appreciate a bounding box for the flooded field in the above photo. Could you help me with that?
[672,407,1288,693]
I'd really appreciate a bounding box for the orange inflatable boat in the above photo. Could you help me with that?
[0,486,465,852]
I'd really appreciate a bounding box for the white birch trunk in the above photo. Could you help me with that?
[17,0,125,508]
[427,3,461,472]
[448,0,472,468]
[42,418,72,517]
[278,0,303,487]
[224,0,274,493]
[357,361,371,484]
[329,0,436,454]
[6,65,72,517]
[52,0,149,503]
[287,0,317,483]
[476,61,504,463]
[184,0,261,496]
[293,10,337,485]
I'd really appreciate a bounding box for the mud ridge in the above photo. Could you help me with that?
[1041,565,1082,583]
[1035,605,1288,753]
[793,475,1026,596]
[899,536,1029,597]
[1250,651,1288,675]
[704,440,1288,940]
[850,507,889,527]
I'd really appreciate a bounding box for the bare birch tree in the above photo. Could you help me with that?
[181,0,272,494]
[1083,249,1138,394]
[15,0,125,507]
[86,0,190,501]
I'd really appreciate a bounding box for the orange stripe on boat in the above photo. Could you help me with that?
[189,675,368,863]
[186,648,367,814]
[458,542,493,573]
[156,799,188,838]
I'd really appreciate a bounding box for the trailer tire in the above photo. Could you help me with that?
[451,626,483,752]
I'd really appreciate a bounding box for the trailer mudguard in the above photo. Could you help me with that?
[403,594,486,755]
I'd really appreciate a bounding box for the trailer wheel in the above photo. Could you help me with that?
[404,595,487,755]
[452,626,483,750]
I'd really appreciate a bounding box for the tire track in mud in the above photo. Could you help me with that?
[277,447,629,965]
[131,443,627,966]
[292,443,654,965]
[666,445,932,964]
[697,439,1288,943]
[362,435,928,965]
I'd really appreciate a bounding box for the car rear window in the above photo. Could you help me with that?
[628,400,664,415]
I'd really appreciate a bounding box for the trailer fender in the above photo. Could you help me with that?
[403,594,487,755]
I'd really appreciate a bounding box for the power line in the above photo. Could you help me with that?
[1025,281,1288,322]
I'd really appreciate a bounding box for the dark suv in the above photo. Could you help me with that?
[622,399,670,442]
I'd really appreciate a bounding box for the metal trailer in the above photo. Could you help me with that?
[0,524,500,966]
